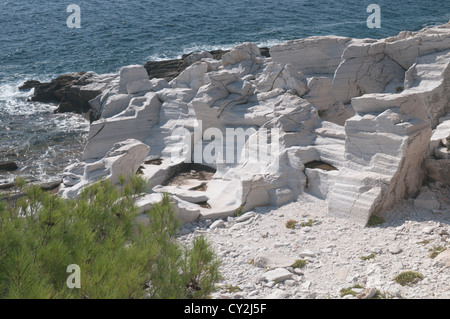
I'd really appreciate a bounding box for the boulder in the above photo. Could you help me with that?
[25,72,85,104]
[118,65,150,94]
[414,190,441,210]
[255,62,307,96]
[39,180,62,191]
[435,249,450,268]
[144,59,184,81]
[260,268,294,282]
[265,289,290,299]
[169,61,208,90]
[182,51,213,67]
[429,117,450,153]
[222,42,262,66]
[304,168,339,200]
[253,251,298,269]
[18,80,41,90]
[126,79,153,95]
[100,94,134,119]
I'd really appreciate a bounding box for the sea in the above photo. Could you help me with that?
[1,0,449,184]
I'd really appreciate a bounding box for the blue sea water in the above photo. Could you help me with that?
[2,0,450,77]
[0,0,449,183]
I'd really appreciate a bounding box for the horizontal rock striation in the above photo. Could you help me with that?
[327,109,431,225]
[58,22,450,226]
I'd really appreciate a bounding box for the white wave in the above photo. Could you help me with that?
[0,75,60,116]
[0,75,89,184]
[0,81,33,101]
[0,75,55,100]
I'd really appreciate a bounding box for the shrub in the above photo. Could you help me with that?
[359,253,375,261]
[339,284,364,297]
[299,219,316,227]
[291,259,307,269]
[234,205,243,217]
[367,215,385,227]
[0,176,220,299]
[393,271,424,286]
[417,239,430,245]
[285,220,298,229]
[222,284,242,293]
[372,290,393,299]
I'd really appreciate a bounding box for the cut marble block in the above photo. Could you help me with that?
[328,109,431,226]
[350,49,450,128]
[270,36,352,75]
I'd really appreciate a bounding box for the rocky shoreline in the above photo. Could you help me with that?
[19,48,271,121]
[15,21,450,222]
[46,22,449,226]
[9,22,450,299]
[3,48,266,193]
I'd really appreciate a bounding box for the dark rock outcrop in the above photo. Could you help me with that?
[144,59,184,82]
[144,47,270,82]
[0,161,18,171]
[18,80,41,90]
[21,72,85,106]
[20,72,110,114]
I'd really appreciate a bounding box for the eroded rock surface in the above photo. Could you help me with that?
[58,22,450,226]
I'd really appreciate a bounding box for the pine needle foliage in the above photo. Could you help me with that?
[0,176,220,299]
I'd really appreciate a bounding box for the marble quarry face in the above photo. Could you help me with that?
[59,23,450,226]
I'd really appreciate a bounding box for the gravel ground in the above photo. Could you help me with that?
[177,183,450,299]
